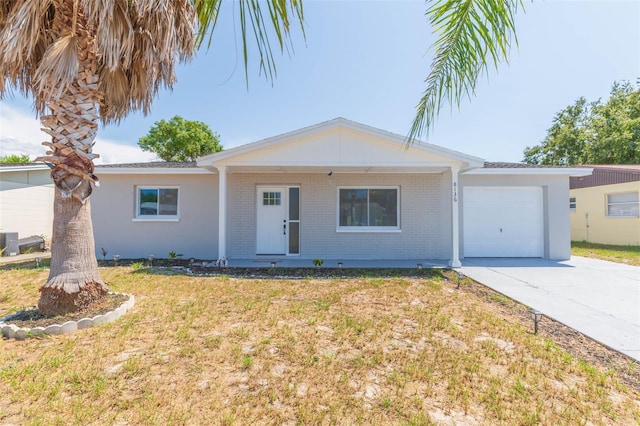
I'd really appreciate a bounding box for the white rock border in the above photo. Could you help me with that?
[0,292,135,340]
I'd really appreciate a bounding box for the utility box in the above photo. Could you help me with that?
[18,235,45,254]
[0,232,19,256]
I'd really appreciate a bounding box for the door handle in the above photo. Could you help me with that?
[283,223,287,235]
[500,228,503,233]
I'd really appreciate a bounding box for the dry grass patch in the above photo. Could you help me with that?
[1,267,639,425]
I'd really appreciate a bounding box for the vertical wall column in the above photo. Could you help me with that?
[218,166,227,259]
[450,166,462,268]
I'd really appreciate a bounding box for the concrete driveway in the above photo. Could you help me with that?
[460,256,640,362]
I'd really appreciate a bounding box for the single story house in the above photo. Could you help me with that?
[570,165,640,245]
[0,163,54,247]
[92,118,591,266]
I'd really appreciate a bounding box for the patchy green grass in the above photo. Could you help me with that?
[572,241,640,266]
[1,267,639,425]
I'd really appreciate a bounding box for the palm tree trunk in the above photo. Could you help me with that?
[37,0,107,316]
[39,191,107,315]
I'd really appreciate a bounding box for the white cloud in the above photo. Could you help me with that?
[0,103,156,164]
[95,137,157,164]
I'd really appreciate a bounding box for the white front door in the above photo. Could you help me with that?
[257,187,287,254]
[463,186,544,257]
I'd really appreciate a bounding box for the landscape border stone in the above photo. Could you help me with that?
[0,293,135,340]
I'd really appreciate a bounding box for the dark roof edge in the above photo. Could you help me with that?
[96,161,197,168]
[483,162,566,169]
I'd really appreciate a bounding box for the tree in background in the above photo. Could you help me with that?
[0,1,304,316]
[139,116,222,162]
[0,154,31,163]
[586,82,640,164]
[522,98,591,165]
[523,81,640,165]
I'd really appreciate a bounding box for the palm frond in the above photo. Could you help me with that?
[34,34,79,100]
[408,0,522,143]
[93,0,135,71]
[2,0,304,123]
[0,0,53,100]
[194,0,305,84]
[99,68,130,121]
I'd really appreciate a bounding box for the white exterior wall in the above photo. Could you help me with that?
[0,169,54,240]
[91,173,219,259]
[460,174,571,260]
[226,172,450,260]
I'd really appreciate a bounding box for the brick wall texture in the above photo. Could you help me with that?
[226,172,451,260]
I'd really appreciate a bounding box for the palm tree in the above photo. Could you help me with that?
[409,0,522,141]
[0,0,303,315]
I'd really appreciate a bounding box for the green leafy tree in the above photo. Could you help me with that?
[524,82,640,165]
[0,1,303,316]
[0,153,31,163]
[139,116,222,162]
[586,82,640,164]
[523,98,591,165]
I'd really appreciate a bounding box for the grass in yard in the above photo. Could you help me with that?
[1,267,639,425]
[572,241,640,266]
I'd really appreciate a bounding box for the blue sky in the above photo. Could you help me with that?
[1,0,638,164]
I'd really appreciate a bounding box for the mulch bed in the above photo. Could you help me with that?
[2,293,129,329]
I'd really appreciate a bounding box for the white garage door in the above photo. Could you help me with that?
[463,187,544,257]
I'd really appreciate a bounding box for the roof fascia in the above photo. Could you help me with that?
[0,164,50,173]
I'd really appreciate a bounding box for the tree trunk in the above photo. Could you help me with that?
[38,191,107,316]
[36,0,107,316]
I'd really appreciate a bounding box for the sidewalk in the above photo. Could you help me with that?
[0,252,50,265]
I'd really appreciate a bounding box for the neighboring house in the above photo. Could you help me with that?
[570,165,640,245]
[92,118,591,264]
[0,163,54,243]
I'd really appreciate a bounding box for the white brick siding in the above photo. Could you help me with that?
[226,173,450,260]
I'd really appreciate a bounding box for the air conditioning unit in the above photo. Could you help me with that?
[0,232,19,256]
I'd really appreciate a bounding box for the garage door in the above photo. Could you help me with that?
[463,187,544,257]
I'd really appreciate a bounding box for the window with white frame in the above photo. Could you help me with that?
[137,187,179,219]
[338,187,399,230]
[569,197,576,211]
[606,191,639,217]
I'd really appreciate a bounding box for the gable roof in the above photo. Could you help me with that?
[198,118,485,171]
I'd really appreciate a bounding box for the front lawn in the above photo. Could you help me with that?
[1,267,639,425]
[572,241,640,266]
